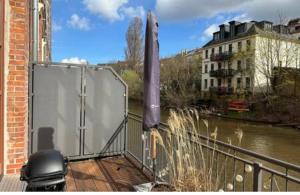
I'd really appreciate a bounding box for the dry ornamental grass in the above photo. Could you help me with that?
[155,108,246,192]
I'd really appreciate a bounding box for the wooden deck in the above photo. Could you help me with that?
[66,156,150,191]
[0,156,148,192]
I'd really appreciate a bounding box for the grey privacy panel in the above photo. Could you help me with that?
[84,67,126,155]
[32,65,81,157]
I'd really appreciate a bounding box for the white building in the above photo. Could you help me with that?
[201,20,300,96]
[288,18,300,40]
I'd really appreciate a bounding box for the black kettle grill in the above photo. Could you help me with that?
[20,150,68,191]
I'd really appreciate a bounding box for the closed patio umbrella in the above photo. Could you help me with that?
[143,11,160,131]
[142,11,160,184]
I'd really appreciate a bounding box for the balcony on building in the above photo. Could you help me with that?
[210,51,233,62]
[210,69,236,78]
[209,86,234,95]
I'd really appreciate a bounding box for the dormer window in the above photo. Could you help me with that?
[213,32,220,41]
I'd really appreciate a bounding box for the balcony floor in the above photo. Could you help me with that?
[0,156,150,192]
[66,156,149,192]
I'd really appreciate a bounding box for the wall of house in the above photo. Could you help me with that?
[254,35,300,93]
[2,0,51,175]
[201,37,255,93]
[4,0,30,175]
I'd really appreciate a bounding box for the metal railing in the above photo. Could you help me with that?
[126,112,300,192]
[209,69,236,77]
[210,52,233,62]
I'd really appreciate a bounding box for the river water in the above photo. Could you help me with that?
[129,101,300,166]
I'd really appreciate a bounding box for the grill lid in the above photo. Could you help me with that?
[24,150,67,180]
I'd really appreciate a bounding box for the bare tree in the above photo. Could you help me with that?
[161,53,202,107]
[125,17,144,70]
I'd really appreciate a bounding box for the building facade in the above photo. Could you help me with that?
[201,20,300,96]
[0,0,51,175]
[288,18,300,40]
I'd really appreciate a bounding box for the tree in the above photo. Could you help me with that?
[125,17,144,70]
[121,70,143,100]
[161,53,202,107]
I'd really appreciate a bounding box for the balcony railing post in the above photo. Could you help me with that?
[253,162,263,192]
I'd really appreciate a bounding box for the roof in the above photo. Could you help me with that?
[203,24,300,48]
[288,18,300,25]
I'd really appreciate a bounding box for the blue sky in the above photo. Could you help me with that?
[52,0,299,64]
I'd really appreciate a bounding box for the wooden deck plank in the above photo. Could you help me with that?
[65,164,77,192]
[69,161,98,192]
[87,160,113,191]
[66,156,150,192]
[98,156,148,191]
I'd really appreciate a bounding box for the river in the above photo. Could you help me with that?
[129,100,300,166]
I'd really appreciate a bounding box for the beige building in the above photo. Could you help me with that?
[288,18,300,40]
[201,20,300,96]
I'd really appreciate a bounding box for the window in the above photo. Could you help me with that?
[237,60,242,71]
[246,59,251,70]
[229,44,233,53]
[279,61,282,67]
[218,79,222,87]
[214,33,220,40]
[211,64,215,71]
[212,48,215,55]
[238,42,242,52]
[228,78,232,87]
[204,79,208,89]
[218,63,222,70]
[246,77,251,88]
[204,64,208,73]
[219,46,222,53]
[237,78,242,88]
[228,62,232,69]
[210,79,214,87]
[246,40,251,51]
[205,50,209,59]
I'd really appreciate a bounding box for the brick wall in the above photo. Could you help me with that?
[5,0,29,175]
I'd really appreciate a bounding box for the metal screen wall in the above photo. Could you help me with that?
[84,67,127,156]
[30,63,128,159]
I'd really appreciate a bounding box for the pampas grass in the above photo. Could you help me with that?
[155,108,244,191]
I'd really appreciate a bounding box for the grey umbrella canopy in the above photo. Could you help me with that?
[143,12,160,131]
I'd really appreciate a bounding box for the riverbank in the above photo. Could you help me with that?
[203,111,300,130]
[129,99,300,130]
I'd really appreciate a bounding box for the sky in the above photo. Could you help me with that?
[52,0,300,64]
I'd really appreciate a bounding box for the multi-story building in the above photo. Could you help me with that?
[201,20,300,96]
[288,18,300,40]
[0,0,51,175]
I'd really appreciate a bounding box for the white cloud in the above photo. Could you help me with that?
[68,14,90,31]
[121,6,145,19]
[61,57,88,64]
[52,21,62,32]
[204,24,219,37]
[83,0,145,22]
[155,0,300,22]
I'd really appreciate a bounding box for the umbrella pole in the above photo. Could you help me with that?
[142,131,147,170]
[151,129,157,184]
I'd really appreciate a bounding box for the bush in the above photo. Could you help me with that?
[121,70,143,101]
